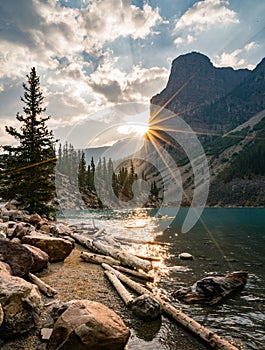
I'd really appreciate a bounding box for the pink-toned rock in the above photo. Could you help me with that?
[48,300,130,350]
[21,234,73,262]
[0,261,12,275]
[23,244,49,272]
[0,241,33,276]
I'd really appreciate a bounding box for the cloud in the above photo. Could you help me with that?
[173,0,239,46]
[213,42,259,69]
[88,59,168,104]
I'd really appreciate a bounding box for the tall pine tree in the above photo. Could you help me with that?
[0,67,57,215]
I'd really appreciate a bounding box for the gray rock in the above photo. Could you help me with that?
[47,300,130,350]
[0,240,33,276]
[131,294,161,321]
[21,233,73,262]
[0,273,43,338]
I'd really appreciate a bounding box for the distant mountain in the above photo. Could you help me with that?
[83,146,110,165]
[151,52,265,141]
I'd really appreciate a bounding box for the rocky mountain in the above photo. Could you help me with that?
[148,52,265,207]
[151,52,265,141]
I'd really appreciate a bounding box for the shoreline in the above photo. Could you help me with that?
[1,242,210,350]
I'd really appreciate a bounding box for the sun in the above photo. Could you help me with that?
[117,124,149,137]
[132,124,149,136]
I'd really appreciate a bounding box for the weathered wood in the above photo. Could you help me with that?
[115,237,171,246]
[102,264,239,350]
[28,273,57,297]
[80,251,121,266]
[93,240,152,272]
[113,265,154,281]
[173,271,248,305]
[105,271,133,306]
[69,232,99,252]
[134,254,161,262]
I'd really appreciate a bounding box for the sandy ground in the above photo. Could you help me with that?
[1,244,210,350]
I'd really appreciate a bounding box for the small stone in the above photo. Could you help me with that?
[131,294,161,321]
[41,328,53,342]
[179,252,193,260]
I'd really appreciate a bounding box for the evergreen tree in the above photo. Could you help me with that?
[0,67,57,215]
[78,151,87,190]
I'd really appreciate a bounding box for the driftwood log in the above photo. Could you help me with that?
[105,271,161,321]
[105,271,133,306]
[93,240,152,272]
[70,232,152,271]
[28,273,57,297]
[112,265,154,281]
[102,264,239,350]
[173,271,248,305]
[80,251,120,266]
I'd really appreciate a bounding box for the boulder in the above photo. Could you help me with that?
[23,244,49,272]
[21,234,73,262]
[173,271,248,305]
[47,300,130,350]
[0,241,33,276]
[50,223,73,236]
[29,213,42,225]
[0,261,12,275]
[131,294,161,321]
[0,273,43,338]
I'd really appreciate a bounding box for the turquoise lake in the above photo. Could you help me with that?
[57,208,265,350]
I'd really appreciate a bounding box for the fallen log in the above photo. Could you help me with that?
[93,240,152,272]
[69,232,99,252]
[115,237,171,246]
[80,251,120,266]
[105,271,161,321]
[105,271,133,306]
[112,265,154,281]
[102,264,239,350]
[134,253,161,262]
[28,273,57,297]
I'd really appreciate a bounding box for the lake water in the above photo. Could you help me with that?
[57,208,265,350]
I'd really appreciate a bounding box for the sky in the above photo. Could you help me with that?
[0,0,264,149]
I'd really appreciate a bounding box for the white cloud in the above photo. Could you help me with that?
[175,0,239,32]
[245,41,258,52]
[173,0,239,46]
[213,42,259,69]
[88,58,168,104]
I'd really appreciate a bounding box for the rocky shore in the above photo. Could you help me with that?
[0,202,229,350]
